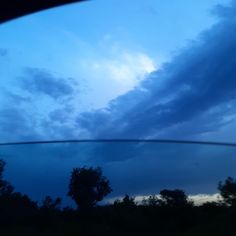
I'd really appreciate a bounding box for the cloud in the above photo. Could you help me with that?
[189,194,221,205]
[0,67,82,142]
[211,1,236,19]
[2,90,31,105]
[71,1,236,201]
[81,51,156,100]
[0,108,41,142]
[100,52,155,84]
[94,141,236,195]
[49,106,74,124]
[19,68,77,100]
[0,48,8,57]
[75,0,236,142]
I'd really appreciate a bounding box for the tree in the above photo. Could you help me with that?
[159,189,192,207]
[114,194,136,208]
[68,167,112,209]
[0,159,14,196]
[218,176,236,206]
[41,196,61,211]
[142,194,159,207]
[0,159,37,214]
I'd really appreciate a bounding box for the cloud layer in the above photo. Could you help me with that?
[75,0,236,141]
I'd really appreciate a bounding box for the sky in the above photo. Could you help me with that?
[0,0,236,205]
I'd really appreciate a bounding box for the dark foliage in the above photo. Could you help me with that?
[142,194,159,206]
[113,194,136,208]
[68,166,112,209]
[1,159,236,235]
[41,196,61,210]
[0,160,14,195]
[218,176,236,206]
[159,189,193,207]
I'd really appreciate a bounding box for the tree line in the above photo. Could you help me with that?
[1,158,236,235]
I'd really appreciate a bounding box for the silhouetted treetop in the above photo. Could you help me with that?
[41,196,61,211]
[142,194,159,206]
[218,176,236,206]
[159,189,192,207]
[68,166,112,209]
[114,194,136,208]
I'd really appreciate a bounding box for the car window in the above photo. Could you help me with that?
[0,0,235,214]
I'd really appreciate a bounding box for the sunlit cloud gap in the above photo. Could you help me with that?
[107,193,222,206]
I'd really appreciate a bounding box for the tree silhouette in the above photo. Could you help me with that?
[142,194,159,206]
[0,159,14,196]
[41,196,61,211]
[159,189,192,207]
[68,167,112,209]
[114,194,136,208]
[218,176,236,206]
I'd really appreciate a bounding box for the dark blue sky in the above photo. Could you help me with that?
[0,0,236,205]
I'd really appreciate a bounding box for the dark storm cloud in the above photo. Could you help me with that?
[20,68,77,100]
[76,110,112,137]
[0,108,41,142]
[76,0,236,140]
[49,106,74,124]
[103,143,236,197]
[3,141,236,203]
[72,0,236,200]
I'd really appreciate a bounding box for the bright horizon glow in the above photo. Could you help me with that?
[107,193,222,206]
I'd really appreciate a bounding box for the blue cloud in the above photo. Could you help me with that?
[20,68,77,100]
[49,106,74,124]
[75,0,236,141]
[0,108,41,142]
